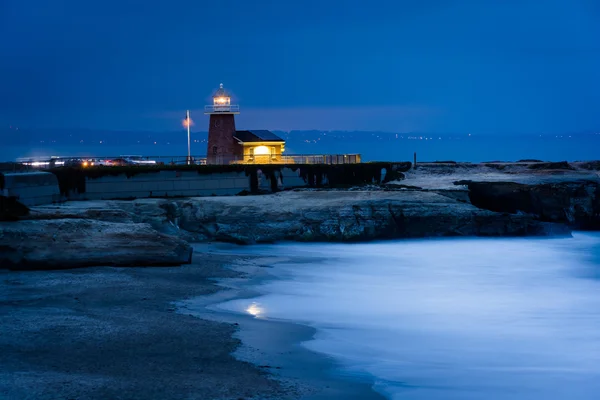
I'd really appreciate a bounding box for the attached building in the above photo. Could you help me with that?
[233,130,286,164]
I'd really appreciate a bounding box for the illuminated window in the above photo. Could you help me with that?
[254,146,269,155]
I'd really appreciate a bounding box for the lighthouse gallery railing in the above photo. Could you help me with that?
[204,105,240,113]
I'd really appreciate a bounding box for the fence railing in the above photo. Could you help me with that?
[282,154,361,164]
[204,105,240,113]
[3,153,362,171]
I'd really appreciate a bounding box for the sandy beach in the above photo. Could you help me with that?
[178,247,384,399]
[0,244,382,400]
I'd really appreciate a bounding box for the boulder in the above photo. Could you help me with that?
[0,219,192,270]
[464,180,600,229]
[0,196,29,221]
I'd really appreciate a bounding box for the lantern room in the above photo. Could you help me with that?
[204,83,239,114]
[214,84,230,106]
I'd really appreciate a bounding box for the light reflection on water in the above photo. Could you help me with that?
[215,233,600,399]
[245,302,264,318]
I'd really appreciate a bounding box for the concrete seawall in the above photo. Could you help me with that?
[66,167,308,200]
[1,168,310,205]
[0,172,61,206]
[1,163,410,206]
[67,170,250,200]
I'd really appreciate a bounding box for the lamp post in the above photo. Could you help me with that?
[186,109,191,165]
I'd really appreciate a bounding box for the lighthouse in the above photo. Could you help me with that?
[204,83,240,164]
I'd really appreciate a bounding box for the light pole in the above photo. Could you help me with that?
[186,109,191,165]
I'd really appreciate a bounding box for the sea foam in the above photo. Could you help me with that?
[214,234,600,399]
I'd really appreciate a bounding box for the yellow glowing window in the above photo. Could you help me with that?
[254,145,270,155]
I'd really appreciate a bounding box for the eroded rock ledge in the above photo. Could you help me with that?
[149,191,569,243]
[4,173,598,269]
[458,180,600,230]
[0,219,192,270]
[22,190,569,246]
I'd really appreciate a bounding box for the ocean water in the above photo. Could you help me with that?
[2,134,600,162]
[214,233,600,399]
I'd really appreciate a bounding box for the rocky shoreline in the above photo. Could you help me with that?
[1,162,599,270]
[1,162,599,400]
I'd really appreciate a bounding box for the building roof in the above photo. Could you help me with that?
[234,130,285,143]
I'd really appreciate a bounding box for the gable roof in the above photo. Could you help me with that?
[234,130,285,143]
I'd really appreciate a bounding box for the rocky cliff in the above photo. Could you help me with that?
[158,191,569,243]
[461,180,600,230]
[396,161,600,229]
[0,219,192,270]
[23,190,569,247]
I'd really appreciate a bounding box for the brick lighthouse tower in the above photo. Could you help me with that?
[204,83,240,164]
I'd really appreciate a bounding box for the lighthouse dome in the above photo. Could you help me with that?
[213,83,230,99]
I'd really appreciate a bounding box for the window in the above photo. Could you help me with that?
[212,146,218,155]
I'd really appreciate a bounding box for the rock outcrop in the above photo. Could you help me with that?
[170,191,567,244]
[0,196,29,221]
[4,162,599,270]
[462,180,600,229]
[0,219,192,270]
[29,191,567,245]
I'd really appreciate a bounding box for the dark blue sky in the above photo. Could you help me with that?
[1,0,599,134]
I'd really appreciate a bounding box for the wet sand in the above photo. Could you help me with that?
[179,248,384,399]
[0,244,382,399]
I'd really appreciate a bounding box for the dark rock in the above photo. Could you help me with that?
[165,191,568,244]
[0,219,193,270]
[385,183,423,190]
[0,196,29,221]
[465,180,600,229]
[24,206,133,223]
[527,161,574,171]
[578,161,600,171]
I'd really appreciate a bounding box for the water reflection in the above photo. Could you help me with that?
[245,302,264,318]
